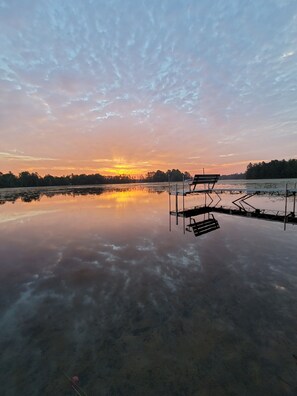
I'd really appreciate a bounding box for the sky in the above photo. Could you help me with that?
[0,0,297,177]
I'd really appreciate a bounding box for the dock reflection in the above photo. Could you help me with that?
[186,213,220,237]
[1,183,297,394]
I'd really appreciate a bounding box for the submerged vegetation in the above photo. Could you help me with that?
[0,169,191,188]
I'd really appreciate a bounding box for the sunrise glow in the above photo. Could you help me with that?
[1,1,296,176]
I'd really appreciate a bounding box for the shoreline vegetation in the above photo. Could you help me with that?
[0,159,296,188]
[0,169,190,188]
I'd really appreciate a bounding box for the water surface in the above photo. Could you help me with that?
[0,182,296,395]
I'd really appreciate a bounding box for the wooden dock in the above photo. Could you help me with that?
[171,205,297,225]
[169,174,297,232]
[172,186,297,196]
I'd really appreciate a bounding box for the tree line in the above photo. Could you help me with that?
[1,159,296,188]
[0,169,191,188]
[246,159,297,179]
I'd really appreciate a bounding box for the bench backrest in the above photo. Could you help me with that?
[189,217,220,237]
[191,174,220,184]
[190,174,220,190]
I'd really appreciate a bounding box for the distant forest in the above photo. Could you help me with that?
[1,159,296,188]
[221,159,297,180]
[0,169,191,188]
[245,159,297,179]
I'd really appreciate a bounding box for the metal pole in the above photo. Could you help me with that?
[175,184,178,225]
[182,175,185,211]
[168,176,171,212]
[284,183,288,231]
[293,183,296,217]
[183,175,185,234]
[168,176,171,232]
[203,167,206,215]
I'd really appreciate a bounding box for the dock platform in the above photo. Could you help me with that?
[171,187,297,196]
[169,174,297,232]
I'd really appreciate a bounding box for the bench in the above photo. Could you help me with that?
[189,174,220,191]
[187,216,220,237]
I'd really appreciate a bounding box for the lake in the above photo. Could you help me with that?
[0,180,297,395]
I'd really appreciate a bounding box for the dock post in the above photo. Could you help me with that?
[284,183,288,230]
[169,176,171,231]
[168,176,171,211]
[175,184,178,225]
[203,167,206,206]
[183,175,185,233]
[293,183,296,217]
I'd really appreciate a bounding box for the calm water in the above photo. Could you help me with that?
[0,181,297,395]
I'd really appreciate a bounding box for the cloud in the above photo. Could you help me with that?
[0,0,297,176]
[281,51,295,58]
[92,158,114,163]
[219,154,236,158]
[0,152,57,161]
[95,112,122,121]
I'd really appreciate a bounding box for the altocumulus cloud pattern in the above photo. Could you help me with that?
[0,0,297,175]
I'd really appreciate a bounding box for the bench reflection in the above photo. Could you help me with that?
[186,213,220,237]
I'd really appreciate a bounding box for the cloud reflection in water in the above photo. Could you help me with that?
[0,185,296,395]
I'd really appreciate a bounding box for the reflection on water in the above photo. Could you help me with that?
[186,214,220,237]
[0,184,297,395]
